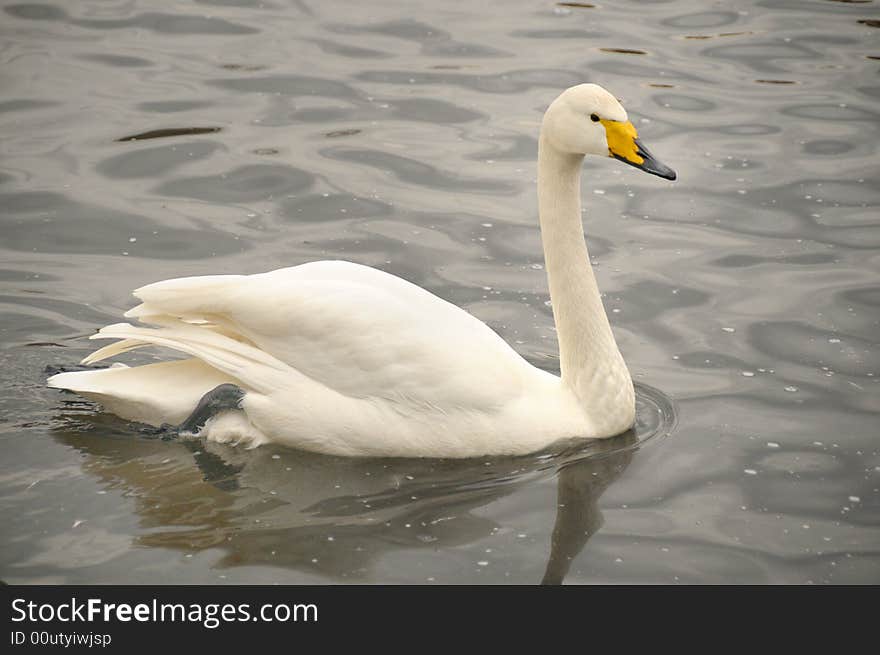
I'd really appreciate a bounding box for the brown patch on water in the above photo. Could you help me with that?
[684,31,753,40]
[116,127,221,142]
[325,129,362,138]
[600,48,646,55]
[219,63,266,71]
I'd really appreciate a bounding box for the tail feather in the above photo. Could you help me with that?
[88,320,294,395]
[48,359,237,425]
[122,312,257,346]
[49,271,307,434]
[81,338,149,365]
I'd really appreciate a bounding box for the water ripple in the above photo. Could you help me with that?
[4,3,259,34]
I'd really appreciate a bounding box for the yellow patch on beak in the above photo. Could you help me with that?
[600,119,643,165]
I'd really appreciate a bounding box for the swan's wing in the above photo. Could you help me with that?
[122,261,537,409]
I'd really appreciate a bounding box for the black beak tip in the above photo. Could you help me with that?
[626,138,677,182]
[613,152,677,181]
[657,167,676,181]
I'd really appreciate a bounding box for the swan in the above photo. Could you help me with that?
[48,83,675,458]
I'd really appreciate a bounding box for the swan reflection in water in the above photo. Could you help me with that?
[51,407,636,584]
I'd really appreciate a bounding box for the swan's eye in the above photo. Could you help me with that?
[590,113,600,122]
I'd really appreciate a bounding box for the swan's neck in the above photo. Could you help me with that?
[537,132,634,430]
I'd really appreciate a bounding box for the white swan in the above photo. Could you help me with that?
[48,84,675,458]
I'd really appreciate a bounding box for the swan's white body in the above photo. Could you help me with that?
[49,84,675,458]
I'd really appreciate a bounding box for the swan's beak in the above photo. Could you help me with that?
[601,119,676,181]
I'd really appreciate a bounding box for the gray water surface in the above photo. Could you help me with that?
[1,0,878,584]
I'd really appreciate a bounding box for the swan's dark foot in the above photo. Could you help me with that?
[178,384,245,436]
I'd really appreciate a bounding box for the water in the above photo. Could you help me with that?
[1,0,877,584]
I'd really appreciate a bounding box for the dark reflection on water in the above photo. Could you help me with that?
[208,75,360,99]
[98,142,223,178]
[321,148,517,193]
[78,54,153,69]
[4,3,259,34]
[45,417,641,583]
[327,19,510,58]
[155,164,315,203]
[356,68,585,93]
[0,192,246,259]
[1,0,878,583]
[14,367,665,583]
[0,99,60,113]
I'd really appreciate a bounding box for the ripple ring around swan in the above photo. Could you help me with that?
[544,381,678,471]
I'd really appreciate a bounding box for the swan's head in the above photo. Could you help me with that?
[542,83,676,180]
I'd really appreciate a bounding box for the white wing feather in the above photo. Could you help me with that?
[122,261,535,410]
